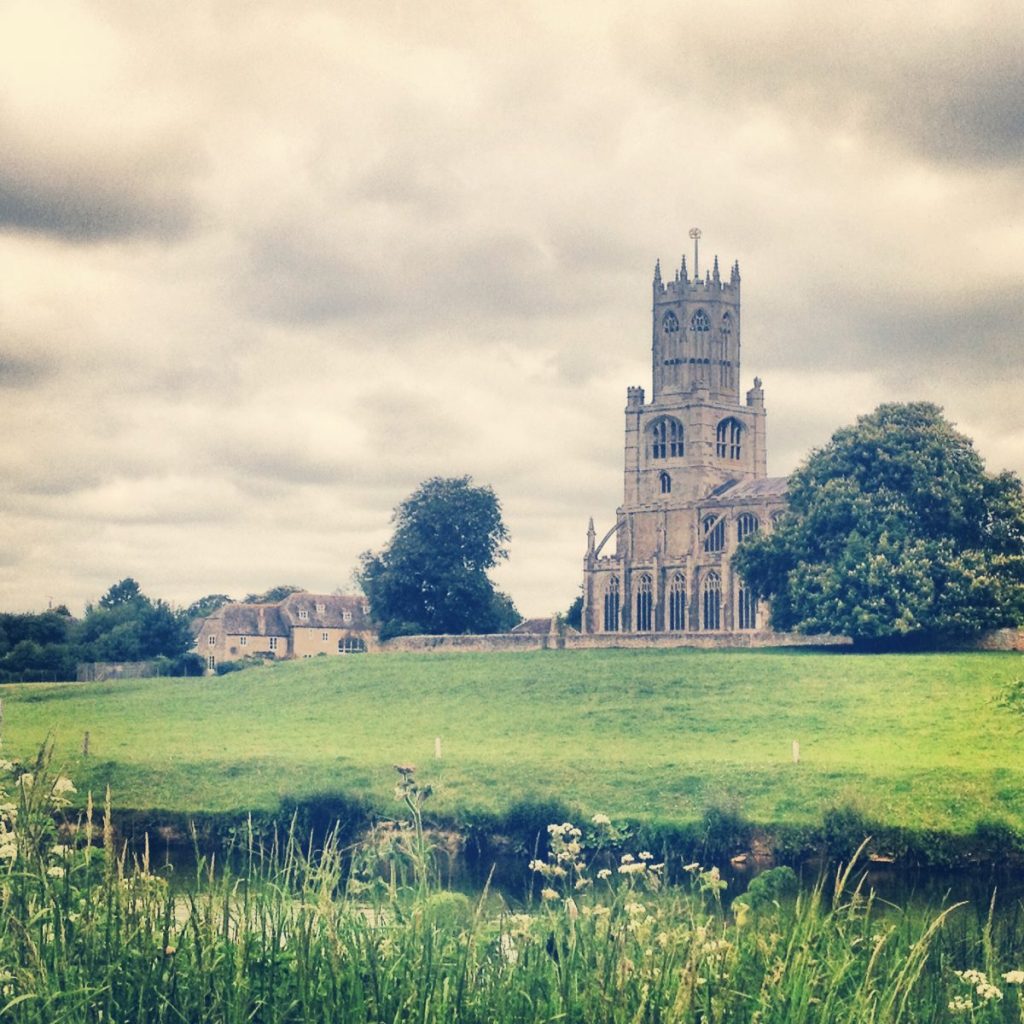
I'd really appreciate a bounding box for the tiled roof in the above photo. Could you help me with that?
[195,593,373,639]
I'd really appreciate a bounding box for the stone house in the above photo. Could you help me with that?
[582,242,788,636]
[194,592,377,671]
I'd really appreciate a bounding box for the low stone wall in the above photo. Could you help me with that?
[381,630,852,653]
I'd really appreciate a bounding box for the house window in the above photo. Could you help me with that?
[738,585,759,630]
[269,637,278,651]
[716,417,742,459]
[703,515,726,553]
[322,631,329,641]
[660,471,671,494]
[343,610,352,623]
[208,635,216,646]
[691,309,710,332]
[298,610,308,620]
[339,637,367,654]
[603,575,620,632]
[239,636,247,646]
[635,574,653,632]
[207,655,216,670]
[669,573,686,631]
[702,572,722,630]
[736,513,759,543]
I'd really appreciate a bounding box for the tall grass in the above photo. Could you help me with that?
[1,750,1023,1023]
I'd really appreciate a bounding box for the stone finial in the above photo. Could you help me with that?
[653,259,662,289]
[587,517,596,554]
[680,254,688,282]
[712,254,720,285]
[731,260,741,285]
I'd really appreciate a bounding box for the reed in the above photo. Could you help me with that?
[0,752,1022,1023]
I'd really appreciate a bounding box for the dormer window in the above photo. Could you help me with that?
[343,610,352,623]
[298,610,308,621]
[315,602,325,613]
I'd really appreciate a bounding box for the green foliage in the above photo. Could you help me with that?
[4,761,1024,1024]
[184,593,234,619]
[242,584,303,604]
[566,592,584,630]
[734,403,1024,645]
[79,584,194,663]
[358,476,519,639]
[736,865,799,911]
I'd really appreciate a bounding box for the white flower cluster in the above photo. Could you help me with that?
[1003,970,1024,985]
[950,968,1003,1009]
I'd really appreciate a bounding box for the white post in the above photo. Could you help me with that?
[792,739,800,764]
[434,736,442,759]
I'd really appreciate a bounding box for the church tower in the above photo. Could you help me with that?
[582,235,787,637]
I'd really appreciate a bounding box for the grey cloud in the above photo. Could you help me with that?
[0,351,54,389]
[623,5,1024,168]
[0,142,199,242]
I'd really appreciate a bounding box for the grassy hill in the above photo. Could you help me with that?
[2,648,1023,847]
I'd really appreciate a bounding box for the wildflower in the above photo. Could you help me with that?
[948,995,974,1013]
[53,777,76,795]
[620,853,635,864]
[528,859,546,873]
[565,897,579,920]
[46,865,65,878]
[1003,970,1024,985]
[625,901,646,917]
[683,862,701,873]
[541,887,559,901]
[618,862,645,875]
[597,868,612,880]
[164,946,177,957]
[50,844,71,858]
[639,850,654,861]
[574,877,590,890]
[0,843,16,861]
[17,773,33,789]
[0,759,13,772]
[591,813,611,826]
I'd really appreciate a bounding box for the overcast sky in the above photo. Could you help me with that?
[1,0,1022,618]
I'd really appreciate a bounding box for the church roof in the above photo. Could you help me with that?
[713,476,789,499]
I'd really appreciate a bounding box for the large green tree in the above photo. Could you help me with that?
[734,402,1024,647]
[357,476,520,639]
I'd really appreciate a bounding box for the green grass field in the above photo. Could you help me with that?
[1,649,1022,837]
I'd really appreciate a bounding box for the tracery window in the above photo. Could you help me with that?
[662,310,679,333]
[738,585,758,630]
[702,572,722,630]
[668,572,686,631]
[603,575,620,632]
[649,418,684,459]
[635,574,653,632]
[736,513,759,543]
[691,309,711,332]
[716,417,742,460]
[660,471,671,494]
[703,515,725,553]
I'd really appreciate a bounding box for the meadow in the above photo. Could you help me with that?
[0,649,1022,856]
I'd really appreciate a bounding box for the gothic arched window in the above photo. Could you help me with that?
[736,513,759,543]
[703,514,726,553]
[659,471,671,494]
[635,574,653,632]
[690,309,711,332]
[702,572,722,630]
[716,417,743,459]
[649,418,684,459]
[738,585,758,630]
[720,312,732,337]
[669,572,686,631]
[662,310,679,333]
[603,575,620,632]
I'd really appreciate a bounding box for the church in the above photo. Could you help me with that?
[582,237,788,636]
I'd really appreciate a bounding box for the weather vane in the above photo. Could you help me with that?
[689,227,702,278]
